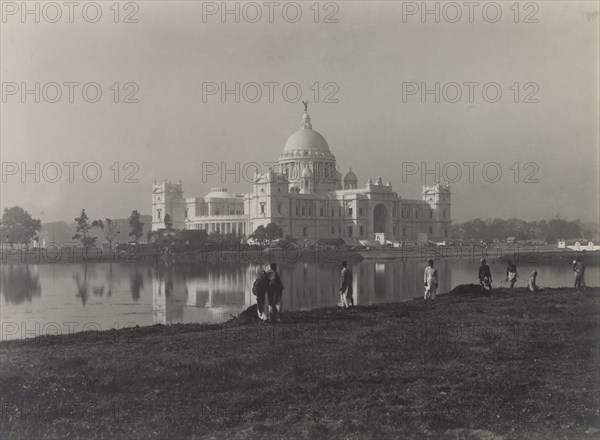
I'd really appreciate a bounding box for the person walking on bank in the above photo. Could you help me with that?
[267,263,284,322]
[339,260,354,308]
[573,257,586,291]
[479,259,493,292]
[506,260,518,289]
[423,259,439,302]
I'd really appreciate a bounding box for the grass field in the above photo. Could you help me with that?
[1,286,598,439]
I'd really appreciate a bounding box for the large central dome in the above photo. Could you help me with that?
[278,106,340,192]
[283,127,330,154]
[282,112,331,155]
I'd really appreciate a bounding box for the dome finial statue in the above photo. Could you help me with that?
[301,101,312,129]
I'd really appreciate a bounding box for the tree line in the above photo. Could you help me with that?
[450,215,597,243]
[2,206,597,246]
[0,206,145,247]
[72,209,145,247]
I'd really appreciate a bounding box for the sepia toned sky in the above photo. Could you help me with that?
[1,1,599,223]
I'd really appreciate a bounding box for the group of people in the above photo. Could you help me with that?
[422,256,589,302]
[499,258,543,292]
[252,256,590,320]
[252,261,355,322]
[252,263,285,323]
[476,257,587,293]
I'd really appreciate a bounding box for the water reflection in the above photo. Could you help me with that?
[72,265,111,306]
[1,260,598,340]
[72,265,90,306]
[152,265,249,325]
[0,265,41,305]
[129,266,144,302]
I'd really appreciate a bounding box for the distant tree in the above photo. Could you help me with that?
[484,218,507,241]
[264,222,282,242]
[451,216,585,242]
[72,209,102,247]
[505,218,530,240]
[128,210,144,243]
[549,214,581,240]
[98,218,120,249]
[449,222,465,240]
[147,230,159,244]
[532,220,549,240]
[463,218,487,241]
[175,229,208,246]
[249,225,267,245]
[0,206,41,244]
[581,222,600,240]
[164,214,173,231]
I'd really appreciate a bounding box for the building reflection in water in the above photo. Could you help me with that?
[152,264,251,325]
[279,260,451,309]
[1,260,451,326]
[0,260,594,340]
[150,261,454,324]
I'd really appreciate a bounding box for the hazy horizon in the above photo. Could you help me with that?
[2,1,599,224]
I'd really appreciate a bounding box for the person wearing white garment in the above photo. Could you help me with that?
[339,260,354,308]
[423,259,438,302]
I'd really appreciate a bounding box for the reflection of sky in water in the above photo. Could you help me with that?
[1,261,598,340]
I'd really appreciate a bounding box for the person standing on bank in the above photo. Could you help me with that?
[506,260,518,289]
[573,257,586,291]
[339,260,354,307]
[479,259,493,292]
[252,270,270,322]
[528,271,542,292]
[423,259,438,302]
[267,263,284,322]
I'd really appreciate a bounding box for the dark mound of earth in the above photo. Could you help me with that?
[238,304,259,320]
[447,283,488,296]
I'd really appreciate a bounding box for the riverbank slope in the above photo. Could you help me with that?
[1,286,598,439]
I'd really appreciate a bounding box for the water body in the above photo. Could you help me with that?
[1,260,597,340]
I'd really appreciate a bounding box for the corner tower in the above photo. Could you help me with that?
[152,180,185,231]
[422,182,452,239]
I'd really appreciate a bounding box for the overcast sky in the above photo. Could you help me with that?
[1,1,598,223]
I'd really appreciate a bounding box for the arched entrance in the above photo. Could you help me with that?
[373,204,387,233]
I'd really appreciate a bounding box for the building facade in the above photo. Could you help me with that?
[152,107,452,243]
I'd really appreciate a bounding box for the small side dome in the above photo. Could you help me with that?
[344,168,358,183]
[204,187,234,201]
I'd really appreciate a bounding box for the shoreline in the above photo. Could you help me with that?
[1,285,598,439]
[1,246,598,265]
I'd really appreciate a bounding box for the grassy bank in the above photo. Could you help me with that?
[1,286,599,439]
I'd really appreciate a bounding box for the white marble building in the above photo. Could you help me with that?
[152,107,451,242]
